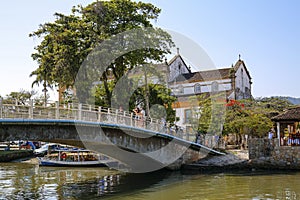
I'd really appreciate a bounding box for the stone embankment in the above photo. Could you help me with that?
[0,150,33,162]
[183,138,300,172]
[182,150,250,172]
[248,138,300,170]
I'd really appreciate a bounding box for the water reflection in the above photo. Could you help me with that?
[0,163,172,199]
[62,169,173,199]
[1,162,300,200]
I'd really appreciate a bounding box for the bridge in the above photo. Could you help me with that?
[0,99,224,172]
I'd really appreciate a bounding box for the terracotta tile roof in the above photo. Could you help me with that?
[170,68,232,83]
[272,107,300,121]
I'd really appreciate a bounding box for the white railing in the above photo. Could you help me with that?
[0,99,193,141]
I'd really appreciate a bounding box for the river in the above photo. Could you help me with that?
[0,162,300,200]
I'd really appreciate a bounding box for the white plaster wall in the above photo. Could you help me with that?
[170,79,232,96]
[169,57,189,81]
[235,63,251,93]
[175,107,185,126]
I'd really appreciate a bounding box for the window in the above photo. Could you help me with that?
[184,109,192,124]
[194,83,201,94]
[177,84,184,94]
[211,81,219,92]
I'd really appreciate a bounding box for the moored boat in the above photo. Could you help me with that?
[37,148,118,167]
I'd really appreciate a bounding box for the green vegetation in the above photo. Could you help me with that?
[1,89,49,106]
[194,95,293,147]
[29,0,175,121]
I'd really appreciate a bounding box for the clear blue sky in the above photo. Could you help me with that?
[1,0,299,99]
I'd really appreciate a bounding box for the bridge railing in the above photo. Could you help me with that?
[0,99,194,142]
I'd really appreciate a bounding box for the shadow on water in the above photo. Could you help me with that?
[61,169,175,199]
[181,165,300,177]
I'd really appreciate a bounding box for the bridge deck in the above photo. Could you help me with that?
[0,118,225,156]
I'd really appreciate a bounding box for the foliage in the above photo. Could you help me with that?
[0,89,52,106]
[253,97,293,118]
[223,99,273,137]
[194,94,225,135]
[29,0,173,106]
[129,83,177,123]
[2,89,37,105]
[195,96,292,138]
[92,81,115,108]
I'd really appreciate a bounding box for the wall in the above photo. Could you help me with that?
[234,63,251,99]
[170,79,232,96]
[168,56,190,82]
[248,138,300,169]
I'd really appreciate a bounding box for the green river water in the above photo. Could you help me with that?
[0,162,300,200]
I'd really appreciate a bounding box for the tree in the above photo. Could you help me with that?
[223,99,273,137]
[3,89,37,105]
[253,97,293,118]
[30,0,173,106]
[30,13,92,96]
[193,94,226,135]
[194,96,292,148]
[129,84,177,123]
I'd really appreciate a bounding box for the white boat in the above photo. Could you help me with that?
[37,148,118,167]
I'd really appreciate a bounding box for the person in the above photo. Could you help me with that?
[133,107,140,119]
[140,107,145,120]
[133,107,142,127]
[268,130,273,139]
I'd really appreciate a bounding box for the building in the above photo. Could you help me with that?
[272,106,300,146]
[167,52,252,127]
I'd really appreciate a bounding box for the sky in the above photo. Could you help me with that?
[0,0,300,100]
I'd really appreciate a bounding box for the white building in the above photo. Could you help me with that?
[167,52,252,127]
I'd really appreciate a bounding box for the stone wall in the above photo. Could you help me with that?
[248,138,300,169]
[0,150,33,162]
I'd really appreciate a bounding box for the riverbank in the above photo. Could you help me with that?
[181,150,249,173]
[182,149,300,173]
[0,150,33,162]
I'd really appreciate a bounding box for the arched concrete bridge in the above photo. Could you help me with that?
[0,100,224,172]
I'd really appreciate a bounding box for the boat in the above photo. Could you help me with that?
[37,147,118,167]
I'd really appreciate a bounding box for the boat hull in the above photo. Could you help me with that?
[38,159,110,167]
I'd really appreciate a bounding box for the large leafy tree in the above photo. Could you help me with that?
[223,99,273,137]
[30,0,173,108]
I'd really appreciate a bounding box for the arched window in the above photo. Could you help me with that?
[211,81,219,92]
[194,83,201,94]
[178,84,184,94]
